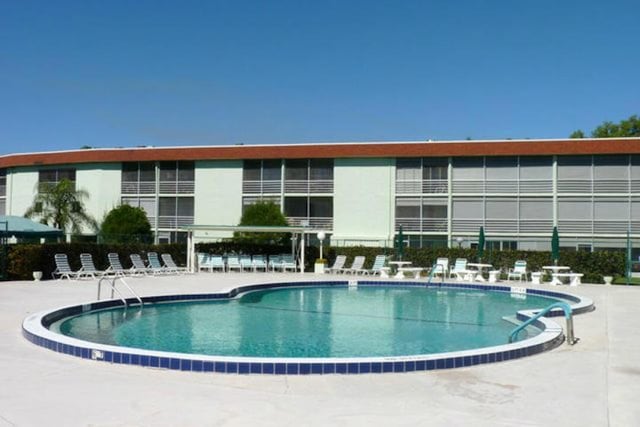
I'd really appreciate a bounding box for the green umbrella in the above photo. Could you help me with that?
[551,226,560,266]
[477,226,485,262]
[395,225,405,261]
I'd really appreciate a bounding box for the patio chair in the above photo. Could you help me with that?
[106,253,128,277]
[197,252,212,272]
[252,255,268,272]
[344,255,366,274]
[279,254,297,272]
[226,255,242,272]
[325,255,346,274]
[240,255,254,272]
[365,254,387,275]
[268,255,282,272]
[129,254,151,275]
[449,258,469,281]
[161,253,188,274]
[209,255,226,272]
[147,252,171,274]
[431,257,449,278]
[77,253,105,279]
[52,254,80,280]
[508,260,528,282]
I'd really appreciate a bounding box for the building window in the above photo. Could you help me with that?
[159,161,195,194]
[0,169,6,197]
[242,160,282,194]
[158,196,194,229]
[121,162,155,194]
[38,168,76,192]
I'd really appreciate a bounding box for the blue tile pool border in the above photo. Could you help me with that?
[23,280,593,375]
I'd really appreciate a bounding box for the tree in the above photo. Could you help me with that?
[100,204,153,243]
[234,201,290,244]
[24,178,97,234]
[570,114,640,138]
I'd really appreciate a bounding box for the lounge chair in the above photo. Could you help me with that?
[77,253,105,279]
[268,255,282,272]
[161,253,188,274]
[129,254,151,275]
[325,255,346,274]
[240,255,254,272]
[209,255,226,272]
[344,255,366,274]
[431,257,449,278]
[147,252,171,274]
[365,254,387,275]
[508,260,528,282]
[226,255,242,272]
[52,254,79,280]
[106,253,128,277]
[197,252,212,272]
[252,255,268,272]
[449,258,469,281]
[280,254,297,272]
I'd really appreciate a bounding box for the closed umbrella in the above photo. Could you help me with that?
[395,225,405,261]
[477,226,485,262]
[551,226,560,266]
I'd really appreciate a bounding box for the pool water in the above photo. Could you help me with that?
[54,286,559,358]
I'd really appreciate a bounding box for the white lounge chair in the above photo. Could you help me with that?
[78,253,105,279]
[52,254,79,280]
[129,254,151,275]
[226,255,242,272]
[344,256,366,274]
[268,255,282,272]
[240,255,254,272]
[508,260,528,282]
[253,255,268,272]
[280,254,297,272]
[432,257,449,278]
[148,252,171,274]
[365,255,387,275]
[325,255,346,274]
[106,253,128,277]
[209,255,226,272]
[449,258,469,281]
[161,253,188,274]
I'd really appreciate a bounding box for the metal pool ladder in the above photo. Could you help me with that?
[427,262,446,284]
[509,301,577,345]
[97,276,143,307]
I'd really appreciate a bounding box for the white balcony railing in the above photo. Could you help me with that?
[242,180,282,194]
[157,216,194,229]
[395,218,447,232]
[121,181,156,195]
[557,180,592,193]
[286,216,333,229]
[159,181,195,194]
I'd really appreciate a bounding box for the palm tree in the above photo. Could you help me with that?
[24,179,97,234]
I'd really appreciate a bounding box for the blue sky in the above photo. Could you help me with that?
[1,1,639,154]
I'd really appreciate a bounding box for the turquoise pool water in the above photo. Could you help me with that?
[54,286,559,358]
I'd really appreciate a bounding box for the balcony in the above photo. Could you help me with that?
[284,180,334,194]
[242,180,282,194]
[121,181,155,195]
[157,216,195,229]
[159,181,195,194]
[286,216,333,229]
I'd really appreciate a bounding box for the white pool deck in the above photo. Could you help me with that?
[1,273,639,426]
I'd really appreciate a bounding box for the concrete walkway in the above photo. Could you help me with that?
[1,274,639,426]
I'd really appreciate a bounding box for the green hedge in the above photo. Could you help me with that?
[7,243,186,281]
[325,246,626,285]
[4,242,625,284]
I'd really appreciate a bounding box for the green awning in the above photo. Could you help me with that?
[0,216,64,238]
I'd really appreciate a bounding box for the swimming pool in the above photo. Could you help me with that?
[23,281,594,374]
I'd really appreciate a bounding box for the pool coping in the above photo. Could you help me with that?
[22,281,594,375]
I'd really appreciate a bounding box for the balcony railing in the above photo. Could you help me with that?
[121,181,156,195]
[159,181,195,194]
[242,180,282,194]
[286,216,333,229]
[518,219,554,233]
[518,180,553,193]
[395,218,448,232]
[157,216,195,229]
[557,180,592,193]
[284,180,334,193]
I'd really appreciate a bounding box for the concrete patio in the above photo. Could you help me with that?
[1,273,639,426]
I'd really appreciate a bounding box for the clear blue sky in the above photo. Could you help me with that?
[1,0,638,155]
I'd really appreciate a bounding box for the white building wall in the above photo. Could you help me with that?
[332,158,394,245]
[76,163,122,232]
[6,167,38,217]
[193,160,243,241]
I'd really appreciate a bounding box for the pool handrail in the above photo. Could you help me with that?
[509,301,576,345]
[427,262,446,284]
[97,276,143,307]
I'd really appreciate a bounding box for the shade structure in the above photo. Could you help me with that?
[0,216,63,239]
[395,225,405,261]
[551,226,560,265]
[477,226,485,261]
